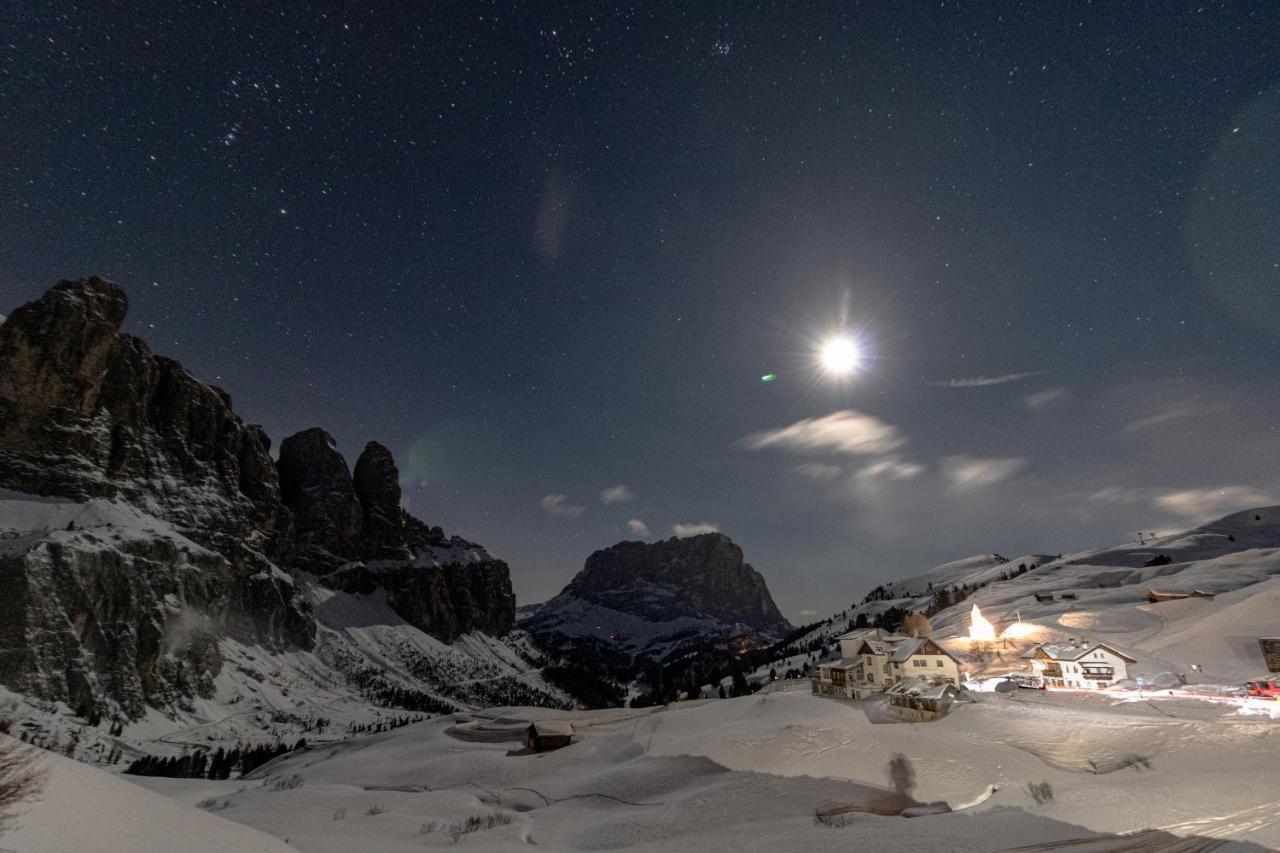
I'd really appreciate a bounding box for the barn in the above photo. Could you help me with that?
[525,721,574,752]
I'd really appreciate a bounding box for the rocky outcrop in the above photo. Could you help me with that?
[0,279,285,546]
[570,534,789,628]
[352,442,412,561]
[278,432,516,641]
[523,533,791,658]
[0,277,516,718]
[278,428,364,572]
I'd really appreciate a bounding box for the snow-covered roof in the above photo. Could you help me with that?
[852,634,959,663]
[1023,641,1136,663]
[528,721,574,737]
[835,627,890,642]
[885,677,959,700]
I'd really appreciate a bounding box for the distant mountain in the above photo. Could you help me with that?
[522,533,792,661]
[0,278,560,748]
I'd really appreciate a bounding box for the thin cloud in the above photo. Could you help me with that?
[854,457,925,484]
[1024,387,1068,410]
[739,410,904,456]
[942,455,1025,492]
[794,462,844,481]
[1123,407,1193,433]
[672,521,719,538]
[540,494,585,517]
[626,518,652,537]
[932,372,1042,388]
[1154,486,1273,522]
[599,484,635,504]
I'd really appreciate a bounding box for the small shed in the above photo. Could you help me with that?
[1034,593,1055,604]
[885,679,968,722]
[1260,638,1280,674]
[525,721,574,752]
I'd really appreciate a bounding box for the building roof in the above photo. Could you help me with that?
[885,677,961,700]
[853,634,961,664]
[1023,641,1137,663]
[834,627,891,642]
[527,721,574,737]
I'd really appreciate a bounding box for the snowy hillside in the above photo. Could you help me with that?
[109,689,1280,852]
[0,491,568,767]
[0,739,296,853]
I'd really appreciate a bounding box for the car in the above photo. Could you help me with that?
[1243,680,1280,698]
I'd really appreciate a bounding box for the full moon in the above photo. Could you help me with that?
[819,336,861,375]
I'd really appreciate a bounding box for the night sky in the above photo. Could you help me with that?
[4,2,1280,620]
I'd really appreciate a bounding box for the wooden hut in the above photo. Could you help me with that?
[525,721,574,752]
[1260,638,1280,673]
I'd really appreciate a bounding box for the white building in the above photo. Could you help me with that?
[812,629,964,699]
[1022,640,1136,688]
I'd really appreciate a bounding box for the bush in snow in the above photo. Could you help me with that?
[0,736,46,834]
[264,773,304,791]
[1027,781,1054,805]
[448,812,513,842]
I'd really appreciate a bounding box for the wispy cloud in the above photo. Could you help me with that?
[739,410,904,456]
[626,518,652,537]
[1024,387,1068,410]
[942,455,1025,491]
[599,484,634,504]
[1154,486,1273,522]
[672,521,719,538]
[794,462,844,481]
[932,372,1042,388]
[540,494,585,517]
[854,456,925,484]
[1123,406,1193,433]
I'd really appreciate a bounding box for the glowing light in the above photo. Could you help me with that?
[819,336,861,376]
[760,373,777,382]
[1001,621,1038,639]
[968,603,996,642]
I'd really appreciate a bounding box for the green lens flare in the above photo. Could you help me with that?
[760,373,776,382]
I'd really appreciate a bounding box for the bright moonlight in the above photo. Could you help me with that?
[819,335,861,376]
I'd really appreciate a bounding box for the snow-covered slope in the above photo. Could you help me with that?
[0,738,295,853]
[116,690,1280,852]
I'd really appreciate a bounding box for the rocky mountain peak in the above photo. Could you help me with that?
[523,531,791,659]
[352,441,409,560]
[567,532,790,629]
[277,427,364,571]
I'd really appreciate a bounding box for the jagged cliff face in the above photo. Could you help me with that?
[277,431,516,639]
[523,533,791,659]
[0,278,515,720]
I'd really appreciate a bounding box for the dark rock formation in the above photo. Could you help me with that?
[352,441,412,561]
[566,533,790,629]
[0,278,316,718]
[0,278,285,544]
[523,532,791,658]
[0,277,517,718]
[278,427,364,571]
[279,432,516,640]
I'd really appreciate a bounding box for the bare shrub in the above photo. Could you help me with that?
[448,812,513,842]
[1027,781,1054,805]
[0,737,47,834]
[365,804,388,816]
[196,797,232,812]
[332,808,346,821]
[264,774,304,791]
[416,820,442,835]
[815,810,857,828]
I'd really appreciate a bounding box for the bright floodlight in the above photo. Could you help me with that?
[819,336,861,375]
